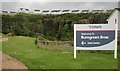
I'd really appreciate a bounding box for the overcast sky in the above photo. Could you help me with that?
[1,0,120,2]
[1,2,119,12]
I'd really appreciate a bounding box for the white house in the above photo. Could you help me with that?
[62,10,71,14]
[71,10,79,13]
[107,8,120,43]
[34,9,40,14]
[51,9,61,14]
[81,10,90,13]
[19,8,29,13]
[2,11,8,13]
[42,10,50,14]
[10,11,16,14]
[91,10,105,13]
[107,8,120,30]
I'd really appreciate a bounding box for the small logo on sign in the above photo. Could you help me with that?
[89,25,102,29]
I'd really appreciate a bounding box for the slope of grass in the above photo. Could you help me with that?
[0,33,3,51]
[0,33,2,37]
[0,33,6,38]
[2,36,118,69]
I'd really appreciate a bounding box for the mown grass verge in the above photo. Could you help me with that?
[2,36,118,69]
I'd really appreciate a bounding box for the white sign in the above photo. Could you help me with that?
[74,24,117,59]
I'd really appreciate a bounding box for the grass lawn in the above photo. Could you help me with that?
[0,33,3,51]
[0,33,2,37]
[2,36,118,69]
[0,33,5,38]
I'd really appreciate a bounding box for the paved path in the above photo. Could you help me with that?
[2,52,28,69]
[0,37,28,70]
[0,51,2,71]
[0,38,8,42]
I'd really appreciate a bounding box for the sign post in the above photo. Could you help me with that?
[74,24,117,59]
[114,19,118,59]
[74,24,76,59]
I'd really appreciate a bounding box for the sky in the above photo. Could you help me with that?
[1,0,119,12]
[1,0,120,2]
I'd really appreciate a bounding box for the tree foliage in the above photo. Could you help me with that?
[2,12,110,41]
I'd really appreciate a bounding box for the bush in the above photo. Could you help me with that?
[2,13,110,41]
[35,39,37,44]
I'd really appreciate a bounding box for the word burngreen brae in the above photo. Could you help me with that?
[81,35,109,40]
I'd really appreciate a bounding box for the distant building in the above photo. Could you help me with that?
[107,8,120,30]
[34,9,40,14]
[19,8,29,13]
[107,8,120,43]
[51,9,61,14]
[2,11,8,13]
[71,10,79,13]
[2,11,16,15]
[42,10,50,14]
[1,8,117,15]
[20,8,23,11]
[81,10,89,13]
[10,11,16,13]
[62,10,71,14]
[91,10,105,13]
[25,9,29,11]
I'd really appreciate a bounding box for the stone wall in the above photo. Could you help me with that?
[37,39,73,48]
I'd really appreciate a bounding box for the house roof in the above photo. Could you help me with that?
[34,10,40,11]
[72,10,79,12]
[51,10,61,12]
[62,10,70,12]
[81,10,89,12]
[42,10,49,12]
[115,8,120,11]
[107,8,120,21]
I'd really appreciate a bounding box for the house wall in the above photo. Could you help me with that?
[107,9,120,43]
[34,11,41,14]
[42,12,50,14]
[108,10,118,28]
[51,12,61,14]
[19,9,29,13]
[62,11,71,14]
[72,12,80,13]
[42,11,50,14]
[118,10,120,30]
